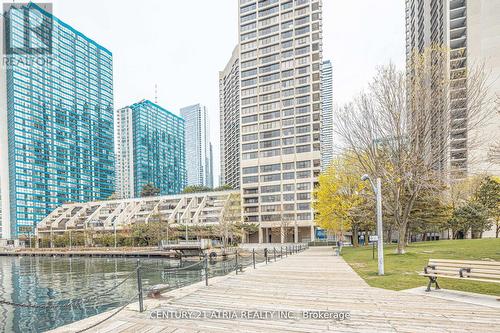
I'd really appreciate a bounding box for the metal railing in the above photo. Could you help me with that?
[0,243,308,332]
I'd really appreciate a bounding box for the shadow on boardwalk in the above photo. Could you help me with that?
[51,247,500,333]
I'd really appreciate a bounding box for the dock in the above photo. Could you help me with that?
[0,248,176,258]
[51,246,500,332]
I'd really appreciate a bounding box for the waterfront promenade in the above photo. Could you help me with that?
[52,247,500,333]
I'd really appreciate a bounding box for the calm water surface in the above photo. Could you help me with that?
[0,255,242,332]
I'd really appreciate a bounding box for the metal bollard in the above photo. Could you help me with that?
[136,259,144,313]
[264,248,268,264]
[280,247,283,259]
[285,246,288,257]
[273,248,276,262]
[205,254,209,286]
[252,248,256,269]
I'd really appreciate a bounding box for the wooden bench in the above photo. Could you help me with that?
[420,259,500,292]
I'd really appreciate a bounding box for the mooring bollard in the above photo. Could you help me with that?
[204,254,209,286]
[252,248,256,269]
[136,259,144,313]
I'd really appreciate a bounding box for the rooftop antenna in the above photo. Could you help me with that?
[154,84,158,104]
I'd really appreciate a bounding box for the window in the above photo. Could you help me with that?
[243,176,258,184]
[261,163,280,172]
[242,133,258,142]
[261,173,280,182]
[282,162,294,170]
[243,166,258,174]
[296,170,311,178]
[241,13,256,23]
[296,160,311,169]
[283,172,295,180]
[242,142,258,151]
[261,185,280,193]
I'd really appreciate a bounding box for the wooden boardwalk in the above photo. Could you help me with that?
[51,247,500,333]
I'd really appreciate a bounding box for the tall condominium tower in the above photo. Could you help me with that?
[115,100,186,198]
[406,0,500,179]
[0,3,114,239]
[219,45,241,189]
[320,60,333,170]
[180,104,213,188]
[238,0,323,243]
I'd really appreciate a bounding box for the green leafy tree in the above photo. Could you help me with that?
[140,183,160,197]
[448,202,491,239]
[475,176,500,237]
[214,184,233,191]
[182,185,212,193]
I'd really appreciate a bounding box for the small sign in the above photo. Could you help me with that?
[369,235,378,242]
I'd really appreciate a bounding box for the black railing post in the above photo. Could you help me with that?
[273,248,276,262]
[252,248,256,269]
[136,259,144,313]
[205,254,209,286]
[235,250,239,275]
[264,248,268,264]
[285,246,288,257]
[280,246,283,259]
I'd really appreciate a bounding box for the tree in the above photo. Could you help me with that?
[214,184,233,191]
[314,154,369,245]
[140,183,160,197]
[335,48,494,253]
[448,202,491,239]
[214,193,241,247]
[182,185,212,194]
[475,176,500,237]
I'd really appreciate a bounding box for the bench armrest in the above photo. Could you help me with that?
[459,267,471,278]
[424,264,436,274]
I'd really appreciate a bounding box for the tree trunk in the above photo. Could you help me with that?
[496,221,499,238]
[352,227,359,247]
[397,225,406,254]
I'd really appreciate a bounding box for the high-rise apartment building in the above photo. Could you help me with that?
[0,3,114,239]
[115,100,186,198]
[180,104,213,188]
[320,60,333,170]
[405,0,500,179]
[238,0,323,243]
[219,45,241,189]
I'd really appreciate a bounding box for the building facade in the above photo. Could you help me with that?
[219,45,241,189]
[238,0,323,243]
[37,190,240,236]
[180,104,213,188]
[115,100,186,198]
[320,60,333,170]
[405,0,500,179]
[0,3,114,239]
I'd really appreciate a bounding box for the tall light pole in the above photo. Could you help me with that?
[361,174,384,275]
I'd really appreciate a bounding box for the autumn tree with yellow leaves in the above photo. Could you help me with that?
[314,154,375,246]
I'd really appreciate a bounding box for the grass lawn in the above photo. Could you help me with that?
[341,238,500,296]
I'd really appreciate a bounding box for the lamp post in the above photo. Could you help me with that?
[361,174,384,276]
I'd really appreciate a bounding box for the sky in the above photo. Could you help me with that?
[49,0,405,186]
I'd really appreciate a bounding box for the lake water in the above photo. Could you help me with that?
[0,254,247,332]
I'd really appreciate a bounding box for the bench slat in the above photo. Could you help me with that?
[429,259,500,266]
[421,273,500,284]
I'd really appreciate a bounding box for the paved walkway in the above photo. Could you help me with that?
[52,247,500,333]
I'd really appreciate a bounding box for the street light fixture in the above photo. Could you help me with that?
[361,174,384,276]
